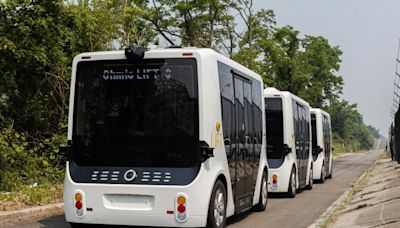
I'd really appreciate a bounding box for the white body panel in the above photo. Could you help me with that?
[311,108,333,180]
[264,88,312,193]
[64,48,267,227]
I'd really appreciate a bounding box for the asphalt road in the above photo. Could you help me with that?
[4,150,383,228]
[374,138,387,151]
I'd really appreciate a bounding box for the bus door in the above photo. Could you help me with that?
[294,102,307,187]
[323,115,331,174]
[234,76,253,211]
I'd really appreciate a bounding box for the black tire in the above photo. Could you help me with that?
[327,165,333,179]
[287,168,297,198]
[206,180,227,228]
[253,171,268,212]
[306,165,313,190]
[320,163,326,183]
[69,223,86,228]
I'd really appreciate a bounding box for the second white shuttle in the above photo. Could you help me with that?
[311,108,333,182]
[264,88,313,197]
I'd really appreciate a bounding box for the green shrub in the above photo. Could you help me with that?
[0,129,66,192]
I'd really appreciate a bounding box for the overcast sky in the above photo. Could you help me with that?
[255,0,400,137]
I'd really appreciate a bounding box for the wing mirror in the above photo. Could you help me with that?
[199,141,214,161]
[283,144,292,155]
[318,146,323,153]
[59,145,71,160]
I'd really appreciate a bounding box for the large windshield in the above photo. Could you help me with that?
[72,58,199,167]
[311,114,318,155]
[265,97,285,158]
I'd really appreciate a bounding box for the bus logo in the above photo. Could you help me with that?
[124,169,137,182]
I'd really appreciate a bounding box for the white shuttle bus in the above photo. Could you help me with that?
[264,88,313,197]
[63,46,268,228]
[311,108,333,182]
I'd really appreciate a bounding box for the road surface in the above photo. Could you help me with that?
[3,150,383,228]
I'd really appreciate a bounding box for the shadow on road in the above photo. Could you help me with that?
[38,215,163,228]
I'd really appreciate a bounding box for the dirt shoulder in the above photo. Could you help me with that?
[330,154,400,227]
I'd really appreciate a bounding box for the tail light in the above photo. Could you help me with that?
[271,174,278,189]
[74,191,86,218]
[175,193,188,222]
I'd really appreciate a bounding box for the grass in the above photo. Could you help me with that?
[0,182,63,211]
[333,142,368,158]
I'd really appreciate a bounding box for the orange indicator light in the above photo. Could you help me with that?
[75,193,82,202]
[177,196,186,205]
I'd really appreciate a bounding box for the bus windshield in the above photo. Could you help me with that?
[72,58,199,168]
[311,114,318,155]
[265,97,285,158]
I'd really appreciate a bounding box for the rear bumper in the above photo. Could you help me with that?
[267,159,292,193]
[66,211,206,227]
[64,164,210,227]
[313,154,324,180]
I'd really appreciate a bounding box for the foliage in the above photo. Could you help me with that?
[367,125,383,139]
[0,129,66,191]
[327,100,374,151]
[0,0,70,136]
[0,0,376,195]
[145,0,235,47]
[298,36,343,107]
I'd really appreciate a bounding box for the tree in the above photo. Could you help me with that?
[102,0,158,46]
[367,125,383,139]
[0,0,71,136]
[327,100,374,151]
[298,36,343,107]
[232,8,276,82]
[145,0,235,48]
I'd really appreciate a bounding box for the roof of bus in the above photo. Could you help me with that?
[73,47,263,82]
[310,108,330,118]
[263,87,310,107]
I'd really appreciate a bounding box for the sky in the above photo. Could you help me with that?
[255,0,400,137]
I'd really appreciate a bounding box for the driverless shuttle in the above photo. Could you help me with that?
[311,108,333,182]
[63,47,268,228]
[264,88,313,197]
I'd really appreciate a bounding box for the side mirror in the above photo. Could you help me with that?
[199,141,214,161]
[318,146,323,153]
[332,147,334,151]
[283,144,292,155]
[59,145,71,160]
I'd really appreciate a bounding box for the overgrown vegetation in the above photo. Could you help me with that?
[0,0,379,204]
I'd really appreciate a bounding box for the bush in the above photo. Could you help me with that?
[0,129,66,192]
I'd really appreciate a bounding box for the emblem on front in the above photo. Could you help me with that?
[124,169,137,181]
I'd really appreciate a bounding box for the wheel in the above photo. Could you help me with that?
[327,165,333,179]
[287,168,296,198]
[206,180,227,228]
[69,223,87,228]
[320,163,326,183]
[306,165,313,190]
[253,171,268,211]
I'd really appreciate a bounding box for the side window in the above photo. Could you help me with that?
[300,106,306,159]
[292,100,298,145]
[235,78,244,143]
[244,81,253,143]
[252,80,262,157]
[304,106,310,151]
[311,114,317,153]
[323,115,331,153]
[218,62,235,151]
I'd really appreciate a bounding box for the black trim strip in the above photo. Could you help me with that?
[231,69,251,82]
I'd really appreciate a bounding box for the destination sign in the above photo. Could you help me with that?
[102,68,165,81]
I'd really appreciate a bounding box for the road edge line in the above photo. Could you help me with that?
[0,202,64,225]
[308,152,382,228]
